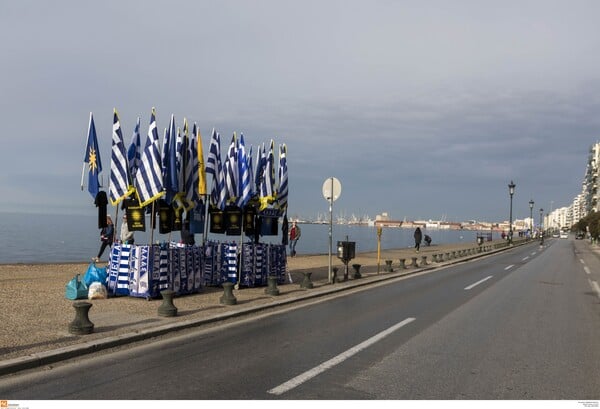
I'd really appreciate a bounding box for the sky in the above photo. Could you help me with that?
[2,0,600,223]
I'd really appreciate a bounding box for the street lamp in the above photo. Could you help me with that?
[529,199,534,239]
[539,208,544,245]
[508,181,516,244]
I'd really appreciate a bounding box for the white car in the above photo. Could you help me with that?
[560,232,569,239]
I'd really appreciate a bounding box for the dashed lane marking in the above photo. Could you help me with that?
[267,317,416,395]
[505,265,514,271]
[464,275,493,290]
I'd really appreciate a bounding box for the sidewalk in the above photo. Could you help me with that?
[0,238,519,375]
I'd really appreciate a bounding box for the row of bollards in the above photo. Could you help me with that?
[69,244,492,335]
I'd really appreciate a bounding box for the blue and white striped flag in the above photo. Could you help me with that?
[163,114,179,204]
[277,143,288,213]
[237,133,251,207]
[185,122,199,206]
[259,140,275,209]
[109,109,134,206]
[206,128,225,210]
[136,108,165,206]
[223,133,238,205]
[127,117,141,180]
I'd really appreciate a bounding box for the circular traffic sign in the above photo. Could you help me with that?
[322,177,342,202]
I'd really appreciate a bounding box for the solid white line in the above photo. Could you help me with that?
[588,279,600,300]
[584,266,591,275]
[267,317,416,395]
[522,256,529,261]
[464,275,493,290]
[504,265,514,271]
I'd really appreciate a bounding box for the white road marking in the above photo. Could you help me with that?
[267,317,416,395]
[504,265,514,271]
[584,266,591,275]
[531,252,536,256]
[464,275,493,290]
[522,256,529,261]
[580,259,586,265]
[588,279,600,300]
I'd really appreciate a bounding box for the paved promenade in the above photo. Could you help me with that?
[0,238,518,375]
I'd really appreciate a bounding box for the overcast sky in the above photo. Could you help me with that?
[2,0,600,223]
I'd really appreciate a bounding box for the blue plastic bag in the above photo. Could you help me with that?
[84,262,108,287]
[65,274,88,300]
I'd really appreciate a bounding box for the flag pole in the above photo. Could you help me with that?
[80,163,86,191]
[202,196,209,245]
[150,202,156,245]
[113,206,120,244]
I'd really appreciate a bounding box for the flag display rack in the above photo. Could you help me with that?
[82,108,291,296]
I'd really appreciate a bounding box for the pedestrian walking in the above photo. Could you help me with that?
[289,221,301,256]
[414,227,423,253]
[94,215,114,262]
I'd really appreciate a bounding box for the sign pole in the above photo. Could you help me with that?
[328,179,333,283]
[322,177,341,285]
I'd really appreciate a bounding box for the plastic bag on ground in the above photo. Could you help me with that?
[88,282,108,300]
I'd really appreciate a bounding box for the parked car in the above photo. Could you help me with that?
[560,232,568,239]
[576,233,585,240]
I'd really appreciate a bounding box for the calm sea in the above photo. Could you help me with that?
[0,212,498,264]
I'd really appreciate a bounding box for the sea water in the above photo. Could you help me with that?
[0,211,498,264]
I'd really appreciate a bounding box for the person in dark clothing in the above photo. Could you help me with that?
[181,218,195,246]
[424,234,432,246]
[414,227,423,253]
[94,215,114,262]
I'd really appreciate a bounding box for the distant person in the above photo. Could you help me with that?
[424,234,432,246]
[120,214,135,245]
[94,215,114,262]
[289,221,301,256]
[414,227,423,253]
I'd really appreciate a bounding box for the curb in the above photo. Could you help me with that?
[0,241,532,376]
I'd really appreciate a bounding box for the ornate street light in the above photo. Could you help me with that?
[529,199,534,239]
[508,181,516,244]
[539,208,544,245]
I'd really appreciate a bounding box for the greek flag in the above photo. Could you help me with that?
[206,129,226,209]
[127,117,141,180]
[224,133,238,205]
[254,143,266,194]
[83,112,102,199]
[185,122,199,206]
[277,143,288,213]
[259,140,275,209]
[163,114,179,204]
[136,108,164,207]
[237,133,251,207]
[109,109,134,205]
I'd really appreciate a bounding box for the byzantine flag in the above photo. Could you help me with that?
[109,109,135,205]
[83,112,102,199]
[136,108,164,207]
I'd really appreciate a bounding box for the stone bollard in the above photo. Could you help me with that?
[399,258,407,269]
[411,257,418,268]
[445,252,450,260]
[384,260,393,272]
[438,253,445,262]
[69,301,94,335]
[432,254,438,263]
[421,256,427,266]
[332,267,339,283]
[265,275,280,296]
[352,264,362,279]
[300,272,314,289]
[220,282,237,305]
[158,290,178,317]
[452,251,457,259]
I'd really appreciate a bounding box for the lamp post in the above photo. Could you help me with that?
[539,208,544,245]
[508,181,516,244]
[529,199,534,240]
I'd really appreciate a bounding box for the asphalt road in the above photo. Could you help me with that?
[1,238,599,399]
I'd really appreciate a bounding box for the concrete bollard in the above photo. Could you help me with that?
[445,252,450,260]
[300,272,314,289]
[438,253,445,262]
[265,275,280,296]
[332,267,338,283]
[385,260,393,272]
[411,257,418,268]
[432,254,438,263]
[220,282,237,305]
[399,258,406,269]
[452,251,457,259]
[69,301,94,335]
[352,264,362,279]
[421,256,427,266]
[158,290,178,317]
